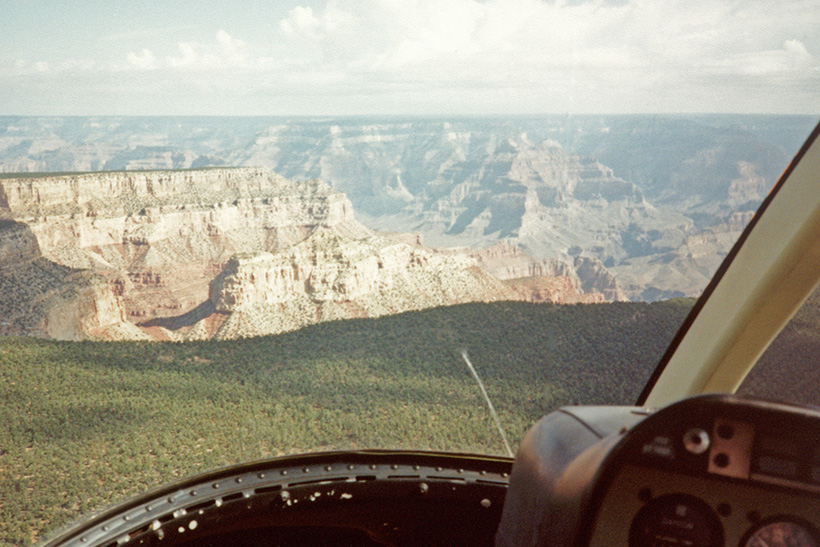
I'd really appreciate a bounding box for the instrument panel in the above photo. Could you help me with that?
[495,394,820,547]
[590,465,820,546]
[588,397,820,547]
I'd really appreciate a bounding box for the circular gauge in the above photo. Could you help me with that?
[629,494,723,547]
[743,519,818,547]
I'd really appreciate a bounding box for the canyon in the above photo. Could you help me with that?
[0,168,604,340]
[2,115,811,301]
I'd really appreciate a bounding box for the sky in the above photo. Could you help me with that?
[2,0,819,116]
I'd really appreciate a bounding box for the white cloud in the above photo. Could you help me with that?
[702,39,816,77]
[127,49,157,70]
[784,39,811,58]
[165,30,251,70]
[279,6,321,37]
[13,59,52,75]
[4,0,820,114]
[279,5,351,39]
[167,41,201,68]
[266,0,820,112]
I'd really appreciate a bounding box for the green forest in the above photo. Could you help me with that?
[0,300,695,546]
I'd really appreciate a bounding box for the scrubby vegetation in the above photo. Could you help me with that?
[0,300,693,546]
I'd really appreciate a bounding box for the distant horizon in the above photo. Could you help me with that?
[2,112,818,119]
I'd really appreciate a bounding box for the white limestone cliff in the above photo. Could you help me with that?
[0,167,616,340]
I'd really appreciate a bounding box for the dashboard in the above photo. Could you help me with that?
[497,394,820,547]
[39,451,512,547]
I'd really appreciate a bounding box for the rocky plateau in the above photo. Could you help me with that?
[0,167,606,340]
[2,115,814,301]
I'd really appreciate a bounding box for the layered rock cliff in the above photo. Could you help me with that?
[0,167,365,269]
[0,167,609,340]
[2,115,812,301]
[469,242,618,303]
[200,229,513,339]
[0,220,142,340]
[146,228,603,340]
[0,168,370,326]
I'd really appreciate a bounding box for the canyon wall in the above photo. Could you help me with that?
[3,115,809,300]
[0,167,607,340]
[0,168,371,327]
[0,220,141,339]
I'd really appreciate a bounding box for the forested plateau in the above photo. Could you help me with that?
[4,292,818,546]
[1,299,693,546]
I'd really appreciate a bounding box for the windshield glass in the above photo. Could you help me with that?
[738,282,820,406]
[1,2,819,545]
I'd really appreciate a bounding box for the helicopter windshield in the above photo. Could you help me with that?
[0,1,819,545]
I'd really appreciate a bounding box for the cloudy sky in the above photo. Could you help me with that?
[2,0,819,115]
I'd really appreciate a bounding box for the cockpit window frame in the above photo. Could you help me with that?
[638,120,820,407]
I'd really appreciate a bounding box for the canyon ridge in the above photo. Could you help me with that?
[2,115,812,301]
[0,167,612,340]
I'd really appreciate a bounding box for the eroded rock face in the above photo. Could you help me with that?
[43,280,145,341]
[1,168,364,267]
[193,228,600,339]
[0,221,139,339]
[503,275,605,305]
[0,167,612,340]
[194,229,510,338]
[611,211,756,301]
[470,241,577,280]
[0,219,41,268]
[573,256,626,302]
[0,168,369,326]
[363,137,654,259]
[468,241,616,303]
[3,115,812,301]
